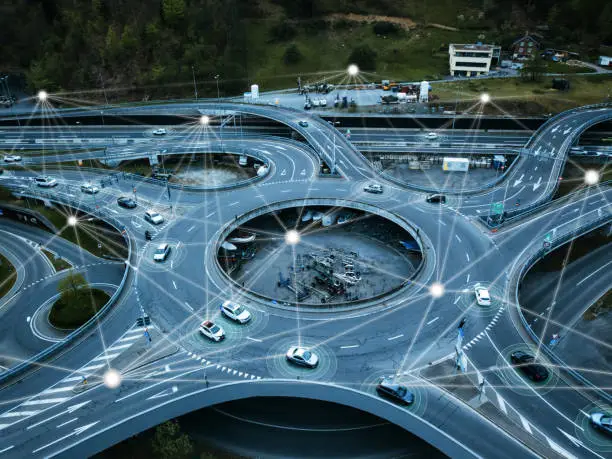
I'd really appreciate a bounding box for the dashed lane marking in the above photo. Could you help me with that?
[388,334,403,341]
[519,415,532,434]
[426,317,439,325]
[340,344,359,349]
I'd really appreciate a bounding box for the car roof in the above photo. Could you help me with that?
[157,243,168,249]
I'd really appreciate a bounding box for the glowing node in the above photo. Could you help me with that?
[347,64,359,77]
[200,115,210,125]
[429,282,445,298]
[584,169,600,186]
[67,216,78,226]
[480,93,490,104]
[37,90,48,102]
[103,368,122,389]
[285,229,301,245]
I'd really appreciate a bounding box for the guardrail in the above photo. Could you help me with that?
[511,214,612,404]
[0,188,133,385]
[212,198,429,310]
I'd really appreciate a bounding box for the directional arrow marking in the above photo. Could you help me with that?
[533,176,542,191]
[32,421,99,453]
[300,169,306,176]
[147,385,178,400]
[280,169,287,176]
[513,174,524,187]
[557,428,606,459]
[26,401,92,431]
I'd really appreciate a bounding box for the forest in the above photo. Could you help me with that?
[1,0,610,99]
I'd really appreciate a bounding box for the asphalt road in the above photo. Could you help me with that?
[0,101,610,458]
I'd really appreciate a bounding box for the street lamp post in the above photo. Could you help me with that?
[1,76,21,127]
[214,74,220,103]
[192,66,198,100]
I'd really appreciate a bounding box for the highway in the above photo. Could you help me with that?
[0,100,610,458]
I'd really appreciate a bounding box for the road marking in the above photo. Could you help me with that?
[454,297,461,304]
[56,417,78,428]
[22,397,70,406]
[78,364,105,373]
[246,337,262,342]
[26,316,31,323]
[438,220,446,226]
[206,211,216,218]
[340,344,359,349]
[119,334,141,342]
[577,259,612,286]
[426,317,439,325]
[107,343,132,352]
[519,415,532,434]
[187,225,195,232]
[387,334,403,341]
[280,189,291,193]
[184,302,194,312]
[91,353,119,362]
[465,253,470,262]
[32,421,100,454]
[0,411,41,418]
[455,235,462,242]
[548,439,577,459]
[172,281,177,290]
[496,393,507,414]
[466,274,470,283]
[40,387,73,395]
[0,446,14,454]
[228,201,239,207]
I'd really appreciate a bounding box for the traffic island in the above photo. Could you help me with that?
[48,287,110,329]
[0,253,17,298]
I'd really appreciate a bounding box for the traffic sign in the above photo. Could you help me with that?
[490,202,504,215]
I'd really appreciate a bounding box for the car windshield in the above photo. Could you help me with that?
[210,325,220,333]
[302,351,312,360]
[155,247,166,255]
[233,305,244,314]
[601,417,612,426]
[397,386,407,397]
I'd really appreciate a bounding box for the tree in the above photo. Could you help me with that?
[57,270,87,299]
[152,420,193,459]
[162,0,186,26]
[348,44,377,71]
[520,56,546,82]
[283,44,303,65]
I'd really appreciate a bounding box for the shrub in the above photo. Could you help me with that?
[283,44,303,65]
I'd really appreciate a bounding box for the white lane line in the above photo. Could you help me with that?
[465,252,470,262]
[187,225,195,232]
[466,274,471,283]
[32,421,100,454]
[548,440,577,459]
[91,353,119,362]
[340,344,359,349]
[22,397,70,406]
[206,211,216,218]
[62,376,87,382]
[427,317,439,325]
[576,259,612,285]
[79,364,105,373]
[184,302,194,312]
[0,411,41,418]
[246,337,262,342]
[438,220,447,227]
[455,234,462,242]
[172,281,177,290]
[228,201,239,207]
[119,334,141,342]
[280,189,291,193]
[454,297,461,304]
[0,446,14,454]
[387,334,403,341]
[519,415,532,434]
[496,393,507,414]
[107,343,133,352]
[40,387,73,395]
[56,417,78,428]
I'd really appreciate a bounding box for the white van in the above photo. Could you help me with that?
[238,155,248,166]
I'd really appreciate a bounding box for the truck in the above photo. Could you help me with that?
[442,157,469,172]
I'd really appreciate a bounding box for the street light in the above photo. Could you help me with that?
[480,93,491,104]
[584,169,600,185]
[347,64,359,77]
[214,74,220,102]
[429,282,445,298]
[37,90,48,102]
[200,115,210,125]
[285,230,301,245]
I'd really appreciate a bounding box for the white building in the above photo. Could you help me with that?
[448,43,501,77]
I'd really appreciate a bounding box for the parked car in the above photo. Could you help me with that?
[590,412,612,437]
[510,351,549,382]
[3,155,22,163]
[35,176,58,187]
[298,121,309,127]
[425,132,438,140]
[144,210,164,225]
[376,377,415,406]
[286,346,319,368]
[199,320,225,342]
[474,284,491,306]
[117,197,137,209]
[80,183,99,194]
[153,243,171,262]
[152,128,167,136]
[363,183,383,194]
[426,194,446,204]
[220,301,251,324]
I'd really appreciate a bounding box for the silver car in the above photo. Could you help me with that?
[286,346,319,368]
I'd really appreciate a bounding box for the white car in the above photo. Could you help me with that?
[3,155,22,163]
[220,301,251,324]
[426,132,438,140]
[363,183,383,194]
[199,320,225,342]
[474,284,491,306]
[286,346,319,368]
[144,210,164,225]
[80,183,99,194]
[152,128,167,136]
[35,176,58,187]
[153,243,171,262]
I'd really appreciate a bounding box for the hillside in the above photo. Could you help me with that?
[0,0,610,100]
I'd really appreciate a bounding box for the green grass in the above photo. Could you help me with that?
[0,253,17,298]
[42,249,72,272]
[546,61,595,74]
[49,288,110,329]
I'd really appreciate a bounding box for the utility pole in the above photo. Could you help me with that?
[332,135,337,174]
[191,66,198,100]
[214,74,220,102]
[99,72,109,106]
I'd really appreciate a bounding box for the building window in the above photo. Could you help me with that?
[454,61,488,68]
[528,42,533,47]
[519,47,524,53]
[520,41,525,46]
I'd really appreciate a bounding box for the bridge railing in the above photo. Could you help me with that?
[0,188,134,385]
[511,214,612,404]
